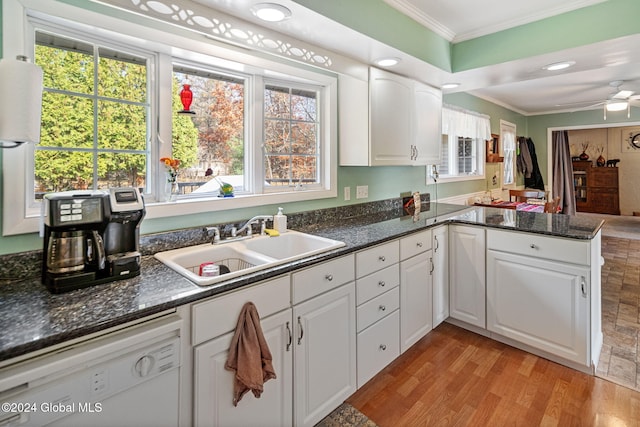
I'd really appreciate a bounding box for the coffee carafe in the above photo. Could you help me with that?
[42,188,145,293]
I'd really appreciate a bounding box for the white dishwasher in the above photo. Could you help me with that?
[0,314,182,427]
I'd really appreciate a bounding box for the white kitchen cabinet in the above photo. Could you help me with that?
[449,225,486,328]
[293,282,356,427]
[355,242,400,387]
[338,73,369,166]
[486,250,590,365]
[399,230,433,353]
[193,309,293,427]
[367,67,442,166]
[485,228,602,370]
[432,224,449,327]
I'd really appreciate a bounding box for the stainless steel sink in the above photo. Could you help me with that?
[154,230,345,286]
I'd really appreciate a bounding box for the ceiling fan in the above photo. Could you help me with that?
[563,81,640,118]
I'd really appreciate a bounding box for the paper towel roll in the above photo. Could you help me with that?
[0,56,44,145]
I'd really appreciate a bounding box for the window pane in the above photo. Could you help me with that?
[36,33,93,94]
[98,49,147,102]
[172,70,244,194]
[98,101,147,150]
[40,92,93,148]
[35,150,94,194]
[98,152,147,189]
[264,84,319,187]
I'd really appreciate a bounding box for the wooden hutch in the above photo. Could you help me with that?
[572,160,620,215]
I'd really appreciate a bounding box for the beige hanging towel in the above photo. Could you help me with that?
[224,302,277,406]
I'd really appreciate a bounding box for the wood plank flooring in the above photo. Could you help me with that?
[348,235,640,426]
[348,323,640,426]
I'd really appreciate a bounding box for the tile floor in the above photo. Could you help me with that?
[596,236,640,391]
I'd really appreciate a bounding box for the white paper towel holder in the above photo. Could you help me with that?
[0,55,44,149]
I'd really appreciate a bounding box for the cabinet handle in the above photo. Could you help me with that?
[286,321,292,351]
[297,316,304,345]
[414,146,419,160]
[378,280,385,287]
[379,344,387,351]
[379,305,386,311]
[434,236,439,252]
[581,277,587,297]
[416,242,423,248]
[325,274,333,281]
[379,255,386,262]
[430,257,434,274]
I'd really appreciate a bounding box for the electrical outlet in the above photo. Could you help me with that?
[356,185,368,199]
[344,186,351,201]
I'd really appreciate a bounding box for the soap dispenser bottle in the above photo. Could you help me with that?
[274,207,287,233]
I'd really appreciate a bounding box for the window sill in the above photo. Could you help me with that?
[436,174,486,184]
[144,188,337,220]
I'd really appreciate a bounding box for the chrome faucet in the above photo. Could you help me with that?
[233,215,274,237]
[204,226,221,244]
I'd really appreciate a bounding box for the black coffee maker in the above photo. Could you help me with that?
[42,187,145,293]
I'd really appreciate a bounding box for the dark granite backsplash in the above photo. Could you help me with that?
[0,194,429,282]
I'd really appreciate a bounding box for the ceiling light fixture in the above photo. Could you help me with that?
[542,61,575,71]
[606,100,628,111]
[374,57,400,67]
[250,3,292,22]
[442,83,460,89]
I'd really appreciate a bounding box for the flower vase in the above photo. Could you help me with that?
[597,155,606,167]
[579,151,589,161]
[166,175,179,201]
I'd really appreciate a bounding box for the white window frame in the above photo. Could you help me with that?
[2,0,337,236]
[500,119,517,187]
[437,106,490,183]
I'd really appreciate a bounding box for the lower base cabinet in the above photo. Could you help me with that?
[193,309,293,427]
[487,250,590,365]
[293,283,356,427]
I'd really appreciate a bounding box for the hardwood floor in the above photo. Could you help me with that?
[348,234,640,426]
[348,323,640,426]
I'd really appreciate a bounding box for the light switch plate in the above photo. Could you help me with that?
[356,185,368,199]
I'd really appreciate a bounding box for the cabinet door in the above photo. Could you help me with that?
[400,251,433,353]
[369,67,412,165]
[293,283,356,427]
[338,73,369,166]
[487,250,590,365]
[193,309,293,427]
[432,225,449,327]
[449,225,486,328]
[413,82,442,165]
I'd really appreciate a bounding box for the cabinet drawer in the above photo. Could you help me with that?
[357,287,400,332]
[356,264,399,305]
[356,240,399,278]
[192,275,290,345]
[400,229,432,260]
[292,254,355,304]
[487,229,590,266]
[357,310,400,387]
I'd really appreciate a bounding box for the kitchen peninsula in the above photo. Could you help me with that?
[0,200,604,426]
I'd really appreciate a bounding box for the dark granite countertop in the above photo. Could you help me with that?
[0,203,604,363]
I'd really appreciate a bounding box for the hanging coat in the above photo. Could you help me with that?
[523,137,545,191]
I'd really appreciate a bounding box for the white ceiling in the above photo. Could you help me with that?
[195,0,640,116]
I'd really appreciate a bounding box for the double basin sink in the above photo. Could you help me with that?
[154,230,345,286]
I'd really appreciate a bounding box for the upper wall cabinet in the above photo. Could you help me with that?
[339,68,442,166]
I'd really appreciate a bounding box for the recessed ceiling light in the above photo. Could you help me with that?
[250,3,291,22]
[375,57,400,67]
[542,61,575,71]
[442,83,460,89]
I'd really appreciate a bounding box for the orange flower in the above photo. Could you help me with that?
[160,157,181,181]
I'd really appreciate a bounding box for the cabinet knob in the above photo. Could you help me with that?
[378,281,385,287]
[379,255,386,262]
[529,243,538,249]
[416,242,423,248]
[379,305,386,311]
[325,274,333,281]
[379,344,387,351]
